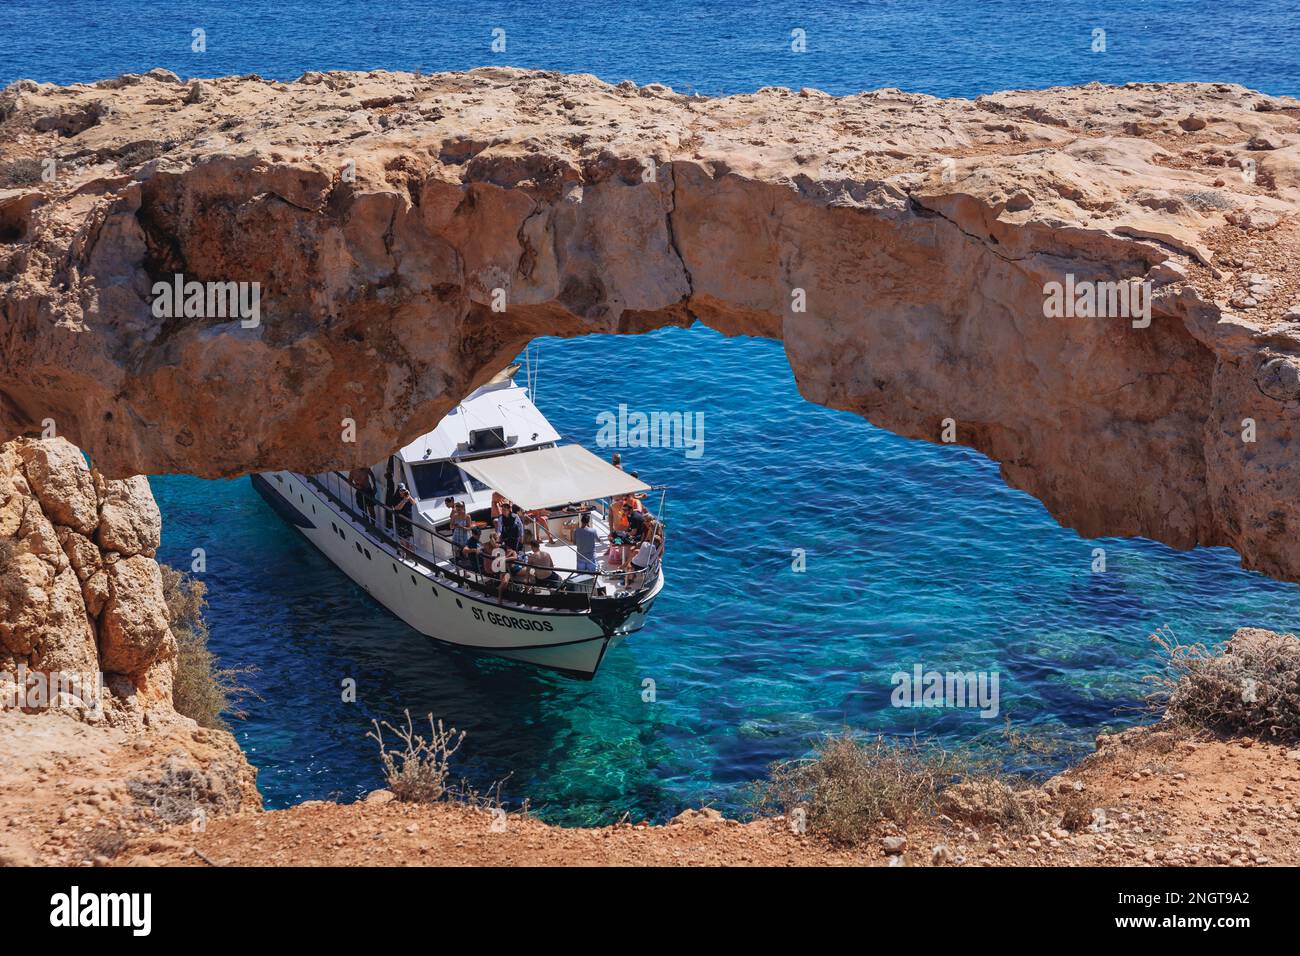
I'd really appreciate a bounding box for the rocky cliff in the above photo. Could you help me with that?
[0,437,257,865]
[0,436,173,706]
[2,70,1300,580]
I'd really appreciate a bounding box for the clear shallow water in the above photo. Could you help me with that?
[5,1,1299,822]
[152,327,1300,822]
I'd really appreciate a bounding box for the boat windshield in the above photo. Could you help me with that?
[409,460,470,500]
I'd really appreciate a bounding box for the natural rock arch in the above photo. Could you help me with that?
[3,69,1300,579]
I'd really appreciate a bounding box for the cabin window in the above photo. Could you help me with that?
[409,460,470,500]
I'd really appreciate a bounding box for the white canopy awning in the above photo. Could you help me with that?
[457,445,650,511]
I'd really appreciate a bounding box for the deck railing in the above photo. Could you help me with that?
[303,471,662,607]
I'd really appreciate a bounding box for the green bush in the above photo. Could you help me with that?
[160,565,256,731]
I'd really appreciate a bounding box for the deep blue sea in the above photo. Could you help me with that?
[5,2,1299,823]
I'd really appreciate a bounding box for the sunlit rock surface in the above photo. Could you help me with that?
[3,69,1300,578]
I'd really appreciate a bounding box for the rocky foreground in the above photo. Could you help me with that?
[3,714,1293,868]
[4,70,1300,581]
[0,437,259,866]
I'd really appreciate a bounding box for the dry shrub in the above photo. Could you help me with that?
[0,157,43,186]
[126,757,246,828]
[1148,627,1300,741]
[368,710,466,803]
[754,732,1028,847]
[161,565,257,731]
[114,139,169,171]
[1055,786,1094,832]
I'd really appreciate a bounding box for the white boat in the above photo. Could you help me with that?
[250,364,665,678]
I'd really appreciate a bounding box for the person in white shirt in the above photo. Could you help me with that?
[623,532,661,588]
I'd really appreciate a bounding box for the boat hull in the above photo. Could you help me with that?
[251,471,659,678]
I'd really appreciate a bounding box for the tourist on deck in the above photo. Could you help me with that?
[626,504,647,541]
[497,503,525,551]
[349,467,377,523]
[460,528,484,572]
[524,507,559,543]
[390,482,417,555]
[486,532,518,602]
[574,512,599,574]
[609,496,630,535]
[383,458,400,531]
[450,501,472,549]
[623,529,662,589]
[525,539,555,587]
[627,472,647,511]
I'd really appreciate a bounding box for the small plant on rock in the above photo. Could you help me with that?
[367,709,466,803]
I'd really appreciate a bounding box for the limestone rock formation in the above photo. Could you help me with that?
[0,436,173,704]
[0,436,258,863]
[3,69,1300,580]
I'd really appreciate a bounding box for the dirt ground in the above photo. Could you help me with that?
[5,706,1298,867]
[109,726,1300,867]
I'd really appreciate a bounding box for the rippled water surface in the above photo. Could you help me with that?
[152,327,1300,821]
[4,1,1299,822]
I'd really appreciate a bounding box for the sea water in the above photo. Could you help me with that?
[3,0,1297,823]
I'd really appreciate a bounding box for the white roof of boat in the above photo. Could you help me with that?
[398,375,561,463]
[458,445,650,511]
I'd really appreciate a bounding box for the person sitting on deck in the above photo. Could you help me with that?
[623,528,663,589]
[524,507,559,543]
[459,528,482,572]
[524,539,555,588]
[486,532,518,602]
[626,504,648,541]
[574,512,598,574]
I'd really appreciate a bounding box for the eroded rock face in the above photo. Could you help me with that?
[3,70,1300,579]
[0,437,173,701]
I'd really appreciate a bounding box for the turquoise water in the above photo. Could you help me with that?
[152,327,1300,822]
[5,1,1299,822]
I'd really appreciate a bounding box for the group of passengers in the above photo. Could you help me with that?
[452,487,663,602]
[450,496,558,600]
[347,461,663,604]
